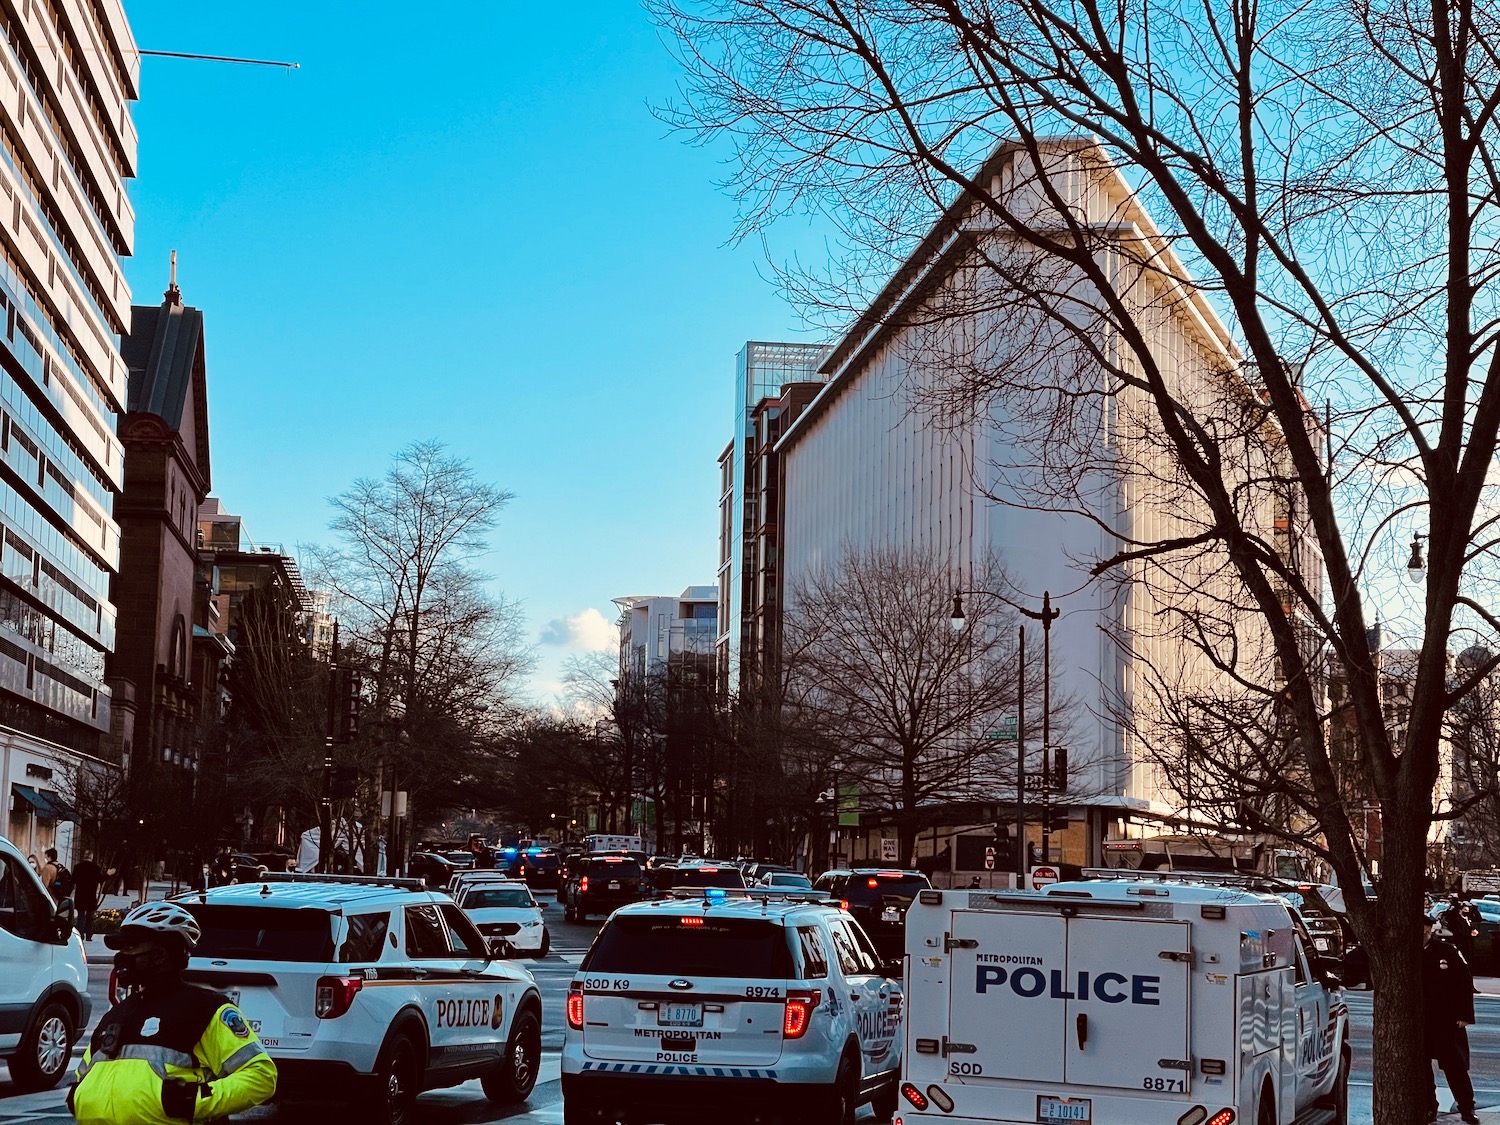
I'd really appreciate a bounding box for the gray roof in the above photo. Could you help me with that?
[122,297,203,428]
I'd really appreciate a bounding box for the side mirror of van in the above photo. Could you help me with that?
[53,897,76,942]
[1314,955,1343,987]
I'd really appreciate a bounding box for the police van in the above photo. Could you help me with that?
[561,888,903,1124]
[172,873,543,1125]
[899,873,1349,1125]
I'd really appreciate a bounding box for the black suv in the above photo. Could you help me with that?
[812,868,930,960]
[564,855,645,921]
[650,863,747,897]
[519,848,562,890]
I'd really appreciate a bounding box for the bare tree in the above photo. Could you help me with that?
[783,547,1031,865]
[650,3,1500,1113]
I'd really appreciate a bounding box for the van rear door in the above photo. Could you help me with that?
[1063,916,1191,1092]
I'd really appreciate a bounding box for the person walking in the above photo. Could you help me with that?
[1442,896,1479,963]
[39,846,71,901]
[67,901,277,1125]
[1423,912,1479,1123]
[71,851,102,941]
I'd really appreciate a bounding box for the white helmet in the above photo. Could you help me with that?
[107,901,201,949]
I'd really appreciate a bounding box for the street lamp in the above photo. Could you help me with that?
[951,589,1060,878]
[1406,533,1427,584]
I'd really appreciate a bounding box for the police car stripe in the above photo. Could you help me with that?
[580,1061,779,1078]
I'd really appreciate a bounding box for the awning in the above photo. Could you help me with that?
[10,784,79,822]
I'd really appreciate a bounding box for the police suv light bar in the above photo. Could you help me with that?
[256,872,429,891]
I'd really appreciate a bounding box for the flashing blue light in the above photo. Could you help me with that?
[706,888,728,900]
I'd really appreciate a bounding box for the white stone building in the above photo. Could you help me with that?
[776,142,1301,865]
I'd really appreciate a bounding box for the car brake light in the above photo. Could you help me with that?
[315,975,364,1018]
[567,984,584,1029]
[680,917,705,925]
[580,876,589,892]
[783,989,820,1038]
[840,899,849,910]
[1204,1110,1235,1125]
[900,1082,929,1109]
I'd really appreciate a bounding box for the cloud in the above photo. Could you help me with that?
[538,608,616,652]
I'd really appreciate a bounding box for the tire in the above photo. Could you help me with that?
[482,1008,541,1105]
[538,927,551,958]
[823,1052,858,1125]
[564,900,577,924]
[9,1002,73,1091]
[366,1033,421,1125]
[869,1077,898,1122]
[1333,1050,1350,1125]
[1258,1084,1277,1125]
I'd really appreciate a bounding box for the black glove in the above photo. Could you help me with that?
[161,1078,200,1120]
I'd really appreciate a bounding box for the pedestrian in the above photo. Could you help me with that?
[1422,912,1479,1123]
[1442,895,1478,964]
[72,850,102,941]
[26,853,39,874]
[67,901,277,1125]
[40,846,71,901]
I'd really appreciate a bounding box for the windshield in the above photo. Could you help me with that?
[584,915,794,978]
[186,904,335,963]
[841,873,928,906]
[588,859,642,879]
[463,887,536,909]
[768,874,813,887]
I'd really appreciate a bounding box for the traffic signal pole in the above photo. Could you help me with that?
[320,622,339,872]
[1038,592,1058,863]
[1015,624,1026,883]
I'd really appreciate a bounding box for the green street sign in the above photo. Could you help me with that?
[985,716,1019,742]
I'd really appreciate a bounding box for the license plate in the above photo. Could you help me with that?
[1038,1096,1091,1122]
[609,882,621,890]
[1314,938,1329,951]
[881,907,899,923]
[658,1002,704,1028]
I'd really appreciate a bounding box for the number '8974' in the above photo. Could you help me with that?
[1143,1077,1185,1092]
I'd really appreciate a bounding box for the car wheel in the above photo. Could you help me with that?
[823,1052,858,1125]
[538,927,551,958]
[1333,1050,1350,1125]
[10,1002,73,1091]
[366,1033,420,1125]
[564,900,577,923]
[870,1077,898,1121]
[482,1009,541,1104]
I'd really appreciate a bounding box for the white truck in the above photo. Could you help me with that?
[583,834,644,854]
[899,873,1349,1125]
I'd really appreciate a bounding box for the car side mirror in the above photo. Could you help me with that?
[53,897,76,942]
[488,937,513,959]
[882,957,904,979]
[1314,955,1342,987]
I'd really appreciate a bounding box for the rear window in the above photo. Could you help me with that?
[670,867,746,889]
[463,887,536,909]
[187,905,335,963]
[587,859,642,878]
[584,915,794,978]
[841,873,929,907]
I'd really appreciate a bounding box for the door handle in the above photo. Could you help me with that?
[851,992,861,1002]
[1076,1013,1088,1050]
[412,967,429,980]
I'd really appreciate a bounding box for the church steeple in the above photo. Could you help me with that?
[164,248,182,307]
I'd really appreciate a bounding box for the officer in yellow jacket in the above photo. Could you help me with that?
[68,901,276,1124]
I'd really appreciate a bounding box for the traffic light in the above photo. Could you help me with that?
[338,670,363,743]
[331,765,359,800]
[1051,746,1068,792]
[1046,807,1070,834]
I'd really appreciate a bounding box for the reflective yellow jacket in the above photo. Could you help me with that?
[68,982,276,1125]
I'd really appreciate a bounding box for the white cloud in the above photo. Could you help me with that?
[538,608,616,652]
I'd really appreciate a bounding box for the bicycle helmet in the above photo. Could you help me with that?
[103,900,202,949]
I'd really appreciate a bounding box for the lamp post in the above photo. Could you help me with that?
[951,589,1059,880]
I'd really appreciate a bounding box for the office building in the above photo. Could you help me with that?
[0,1,138,861]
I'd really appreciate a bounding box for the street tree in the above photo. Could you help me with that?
[783,547,1025,866]
[307,440,529,855]
[650,3,1500,1114]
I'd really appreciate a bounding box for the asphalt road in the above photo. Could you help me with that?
[4,902,1498,1124]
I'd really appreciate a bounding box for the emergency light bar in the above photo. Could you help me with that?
[255,872,429,891]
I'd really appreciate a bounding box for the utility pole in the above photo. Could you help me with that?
[1016,623,1026,883]
[1037,592,1058,863]
[319,622,339,872]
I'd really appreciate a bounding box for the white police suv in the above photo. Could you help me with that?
[173,872,543,1125]
[0,833,89,1091]
[561,888,903,1125]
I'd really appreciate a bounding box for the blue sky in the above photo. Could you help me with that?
[122,3,824,698]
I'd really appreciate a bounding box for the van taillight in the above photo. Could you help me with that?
[314,976,363,1018]
[783,990,820,1038]
[900,1083,929,1109]
[1204,1111,1235,1125]
[567,984,584,1029]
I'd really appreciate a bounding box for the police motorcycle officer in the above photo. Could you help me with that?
[67,902,277,1124]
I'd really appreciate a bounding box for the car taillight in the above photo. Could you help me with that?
[900,1082,929,1109]
[783,989,820,1038]
[315,975,364,1019]
[580,876,589,892]
[1204,1110,1235,1125]
[840,899,849,910]
[567,984,584,1029]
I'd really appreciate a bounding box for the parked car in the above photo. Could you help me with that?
[406,851,461,887]
[811,868,931,960]
[563,855,646,922]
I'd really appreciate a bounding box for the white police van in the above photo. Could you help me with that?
[173,873,543,1125]
[0,833,89,1090]
[562,888,903,1124]
[900,872,1349,1125]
